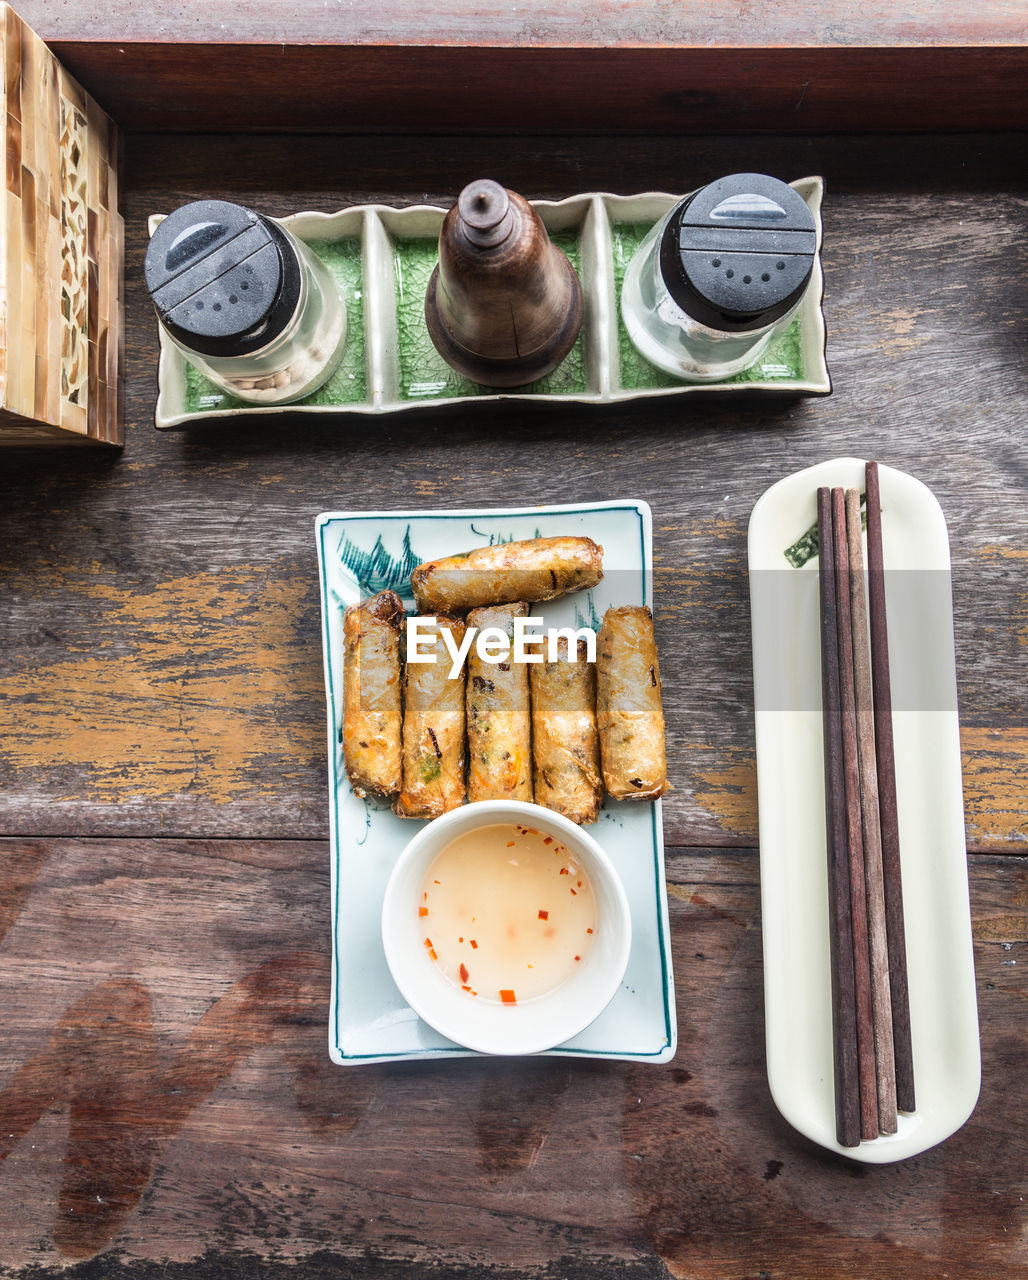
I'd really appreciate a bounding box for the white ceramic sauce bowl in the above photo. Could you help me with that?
[381,800,632,1056]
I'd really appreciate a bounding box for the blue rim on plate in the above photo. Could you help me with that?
[315,499,677,1064]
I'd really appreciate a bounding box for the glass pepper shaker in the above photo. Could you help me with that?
[621,173,816,382]
[144,200,347,405]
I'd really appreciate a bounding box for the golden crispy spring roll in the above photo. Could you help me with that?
[530,635,602,824]
[342,590,404,799]
[596,605,668,801]
[411,535,603,614]
[394,615,467,819]
[466,603,533,803]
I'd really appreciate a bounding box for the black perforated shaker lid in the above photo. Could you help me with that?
[658,173,816,333]
[144,200,302,357]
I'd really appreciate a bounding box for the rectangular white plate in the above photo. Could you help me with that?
[748,457,980,1162]
[316,499,676,1064]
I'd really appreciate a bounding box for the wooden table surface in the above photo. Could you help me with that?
[1,129,1026,1279]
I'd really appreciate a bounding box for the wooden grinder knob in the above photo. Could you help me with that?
[459,180,514,246]
[425,179,584,387]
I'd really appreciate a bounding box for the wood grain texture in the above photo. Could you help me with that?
[0,131,1024,848]
[816,488,861,1148]
[864,460,916,1114]
[12,2,1028,135]
[0,4,123,446]
[0,115,1023,1280]
[845,486,897,1133]
[26,44,1028,137]
[0,839,1024,1277]
[831,487,878,1139]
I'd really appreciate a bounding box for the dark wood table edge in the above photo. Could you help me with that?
[38,41,1028,136]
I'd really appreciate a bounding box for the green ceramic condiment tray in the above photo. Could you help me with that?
[150,178,828,429]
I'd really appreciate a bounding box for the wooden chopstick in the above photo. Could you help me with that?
[817,488,862,1148]
[831,486,880,1141]
[845,487,898,1135]
[865,461,916,1113]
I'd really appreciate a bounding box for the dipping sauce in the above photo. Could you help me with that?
[419,822,596,1004]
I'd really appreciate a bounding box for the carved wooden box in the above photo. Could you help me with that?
[1,3,122,445]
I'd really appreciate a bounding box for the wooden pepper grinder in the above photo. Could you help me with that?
[425,179,584,387]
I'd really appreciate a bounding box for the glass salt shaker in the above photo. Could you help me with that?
[621,172,816,382]
[144,200,346,405]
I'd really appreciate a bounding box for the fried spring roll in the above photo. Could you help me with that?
[394,615,467,819]
[530,635,602,824]
[466,603,533,803]
[411,535,603,614]
[596,605,668,801]
[342,590,404,799]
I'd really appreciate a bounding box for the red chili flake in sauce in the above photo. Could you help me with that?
[543,836,553,845]
[428,948,438,960]
[538,909,549,920]
[499,989,517,1004]
[570,888,577,895]
[559,867,569,876]
[470,940,478,949]
[507,841,515,848]
[459,962,469,984]
[574,955,581,962]
[419,906,429,917]
[586,928,594,934]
